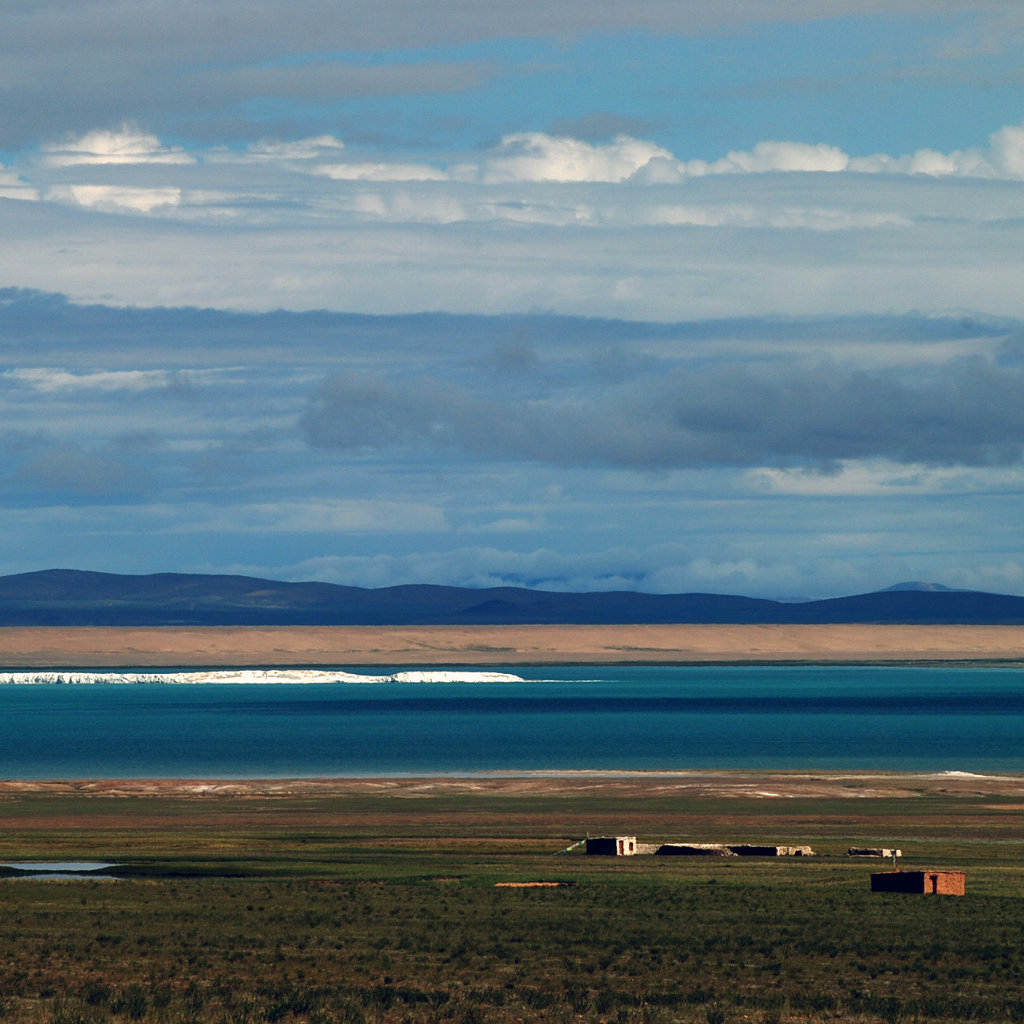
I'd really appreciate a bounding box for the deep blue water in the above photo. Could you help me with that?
[2,665,1024,778]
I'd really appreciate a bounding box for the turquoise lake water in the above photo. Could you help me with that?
[1,665,1023,778]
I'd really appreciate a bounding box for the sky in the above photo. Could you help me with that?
[1,0,1024,600]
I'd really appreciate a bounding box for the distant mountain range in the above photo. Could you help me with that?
[0,570,1023,626]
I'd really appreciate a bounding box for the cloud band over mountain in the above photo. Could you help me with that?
[2,1,1024,600]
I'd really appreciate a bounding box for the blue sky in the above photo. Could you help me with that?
[1,0,1024,599]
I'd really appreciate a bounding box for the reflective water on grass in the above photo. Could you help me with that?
[1,860,117,878]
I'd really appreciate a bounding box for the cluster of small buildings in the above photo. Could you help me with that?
[583,836,814,857]
[582,836,964,894]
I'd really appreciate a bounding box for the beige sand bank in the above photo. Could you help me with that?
[0,623,1022,667]
[2,770,1024,801]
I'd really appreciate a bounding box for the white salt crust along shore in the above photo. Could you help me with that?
[0,669,525,685]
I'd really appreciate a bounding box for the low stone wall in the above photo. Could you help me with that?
[586,838,816,857]
[655,844,736,857]
[729,845,814,857]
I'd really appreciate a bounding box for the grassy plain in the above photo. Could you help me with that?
[2,625,1023,1022]
[2,774,1024,1024]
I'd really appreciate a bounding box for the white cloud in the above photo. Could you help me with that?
[5,118,1024,318]
[47,185,182,213]
[19,119,1024,235]
[248,544,867,599]
[948,561,1024,595]
[646,555,799,596]
[481,133,675,183]
[645,202,909,230]
[343,189,468,223]
[848,121,1024,179]
[679,124,1024,181]
[696,141,851,175]
[0,168,39,201]
[42,126,193,167]
[267,545,660,591]
[245,135,346,161]
[315,162,448,182]
[4,368,179,392]
[988,122,1024,178]
[477,123,1024,184]
[849,147,992,177]
[745,461,1024,497]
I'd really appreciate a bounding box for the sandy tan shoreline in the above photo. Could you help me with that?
[2,770,1024,800]
[0,623,1023,667]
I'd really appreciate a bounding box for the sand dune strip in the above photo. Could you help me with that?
[0,623,1022,668]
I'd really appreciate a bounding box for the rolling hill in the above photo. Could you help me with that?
[0,570,1022,626]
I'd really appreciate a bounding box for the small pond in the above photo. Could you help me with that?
[1,861,118,879]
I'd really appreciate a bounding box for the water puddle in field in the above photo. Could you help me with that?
[1,861,119,879]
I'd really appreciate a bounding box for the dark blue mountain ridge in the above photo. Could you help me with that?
[0,569,1021,625]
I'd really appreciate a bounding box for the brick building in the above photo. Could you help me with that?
[871,870,965,895]
[585,836,637,856]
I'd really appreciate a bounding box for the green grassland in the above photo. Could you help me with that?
[1,783,1024,1024]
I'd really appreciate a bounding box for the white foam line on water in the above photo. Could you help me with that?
[0,669,525,685]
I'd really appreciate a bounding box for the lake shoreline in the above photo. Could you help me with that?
[1,623,1023,667]
[3,769,1024,800]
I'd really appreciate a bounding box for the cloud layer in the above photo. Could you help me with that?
[301,352,1024,471]
[1,290,1022,598]
[3,2,1024,598]
[2,3,1017,112]
[1,117,1023,321]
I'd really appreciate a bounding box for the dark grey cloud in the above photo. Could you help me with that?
[3,0,957,66]
[1,290,1023,594]
[11,442,146,499]
[194,62,496,104]
[302,354,1024,470]
[1,0,1005,147]
[7,289,1017,478]
[6,61,495,148]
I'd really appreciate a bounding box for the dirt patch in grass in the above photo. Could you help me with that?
[494,881,572,887]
